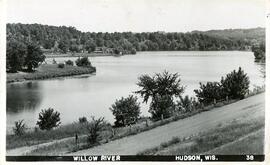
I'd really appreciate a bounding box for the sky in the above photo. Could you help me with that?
[6,0,267,32]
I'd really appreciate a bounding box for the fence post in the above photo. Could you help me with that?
[75,133,78,150]
[161,114,164,120]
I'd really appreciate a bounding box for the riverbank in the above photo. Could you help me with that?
[6,92,264,155]
[6,64,96,83]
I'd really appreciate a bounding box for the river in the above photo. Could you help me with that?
[6,51,265,130]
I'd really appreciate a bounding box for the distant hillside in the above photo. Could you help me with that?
[7,23,265,55]
[192,27,265,44]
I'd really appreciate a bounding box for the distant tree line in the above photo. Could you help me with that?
[7,23,258,56]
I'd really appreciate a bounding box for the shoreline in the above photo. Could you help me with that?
[6,64,96,84]
[6,92,264,155]
[45,50,252,58]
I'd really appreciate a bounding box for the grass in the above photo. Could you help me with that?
[7,64,96,83]
[207,129,264,155]
[6,122,89,149]
[138,120,264,155]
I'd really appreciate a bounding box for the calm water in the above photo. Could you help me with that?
[7,51,265,130]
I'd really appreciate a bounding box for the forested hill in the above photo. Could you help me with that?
[192,28,265,43]
[7,23,265,55]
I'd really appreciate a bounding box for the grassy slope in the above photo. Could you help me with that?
[7,64,96,83]
[207,128,264,155]
[140,120,264,155]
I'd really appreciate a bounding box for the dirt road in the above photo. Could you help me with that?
[70,93,264,155]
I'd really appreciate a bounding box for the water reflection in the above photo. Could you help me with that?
[7,81,42,113]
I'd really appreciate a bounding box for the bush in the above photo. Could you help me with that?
[221,67,250,99]
[87,116,105,144]
[177,95,197,113]
[36,108,61,130]
[194,82,224,104]
[110,95,141,127]
[194,67,250,103]
[52,58,57,64]
[65,60,74,66]
[75,57,91,67]
[58,63,65,68]
[131,48,137,54]
[13,120,26,136]
[79,117,87,123]
[252,43,265,62]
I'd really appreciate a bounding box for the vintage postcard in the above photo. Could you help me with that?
[0,0,269,164]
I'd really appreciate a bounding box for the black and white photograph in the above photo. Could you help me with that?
[0,0,269,163]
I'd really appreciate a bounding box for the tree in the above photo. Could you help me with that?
[36,108,61,130]
[110,95,141,127]
[87,116,105,144]
[24,43,45,72]
[6,40,27,72]
[252,43,265,62]
[221,67,250,99]
[75,57,91,67]
[194,82,224,104]
[136,71,184,120]
[13,120,26,136]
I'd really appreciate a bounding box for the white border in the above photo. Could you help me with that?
[0,0,269,165]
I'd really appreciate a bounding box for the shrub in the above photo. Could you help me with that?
[58,63,65,68]
[36,108,61,130]
[252,43,265,62]
[52,58,57,64]
[79,117,87,123]
[75,57,91,67]
[110,95,141,127]
[13,120,26,136]
[221,67,250,99]
[194,82,224,104]
[131,48,137,54]
[177,95,197,113]
[65,60,74,66]
[87,116,105,144]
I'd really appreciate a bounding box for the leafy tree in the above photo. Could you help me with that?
[221,67,250,99]
[110,95,141,127]
[87,116,105,144]
[24,43,45,71]
[75,57,91,67]
[136,71,184,120]
[6,40,26,72]
[13,120,26,136]
[194,82,224,104]
[252,43,265,62]
[36,108,61,130]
